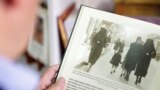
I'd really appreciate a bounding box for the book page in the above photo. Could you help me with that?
[57,6,160,90]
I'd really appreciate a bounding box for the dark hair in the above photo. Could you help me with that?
[100,28,107,34]
[101,27,106,31]
[144,39,154,50]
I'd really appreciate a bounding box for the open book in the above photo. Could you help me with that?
[57,6,160,90]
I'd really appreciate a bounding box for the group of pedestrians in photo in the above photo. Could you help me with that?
[76,26,157,86]
[110,37,156,85]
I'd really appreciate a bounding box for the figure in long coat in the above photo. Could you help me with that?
[87,28,107,72]
[134,39,156,85]
[124,37,143,81]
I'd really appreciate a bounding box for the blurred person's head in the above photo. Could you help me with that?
[0,0,39,60]
[136,37,142,44]
[144,39,154,49]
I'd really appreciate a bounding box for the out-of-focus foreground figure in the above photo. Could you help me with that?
[0,0,65,90]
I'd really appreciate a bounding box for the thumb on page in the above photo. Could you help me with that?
[47,77,65,90]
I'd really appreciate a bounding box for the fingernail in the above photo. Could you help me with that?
[58,77,65,83]
[57,77,65,87]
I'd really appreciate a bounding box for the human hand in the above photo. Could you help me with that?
[37,65,65,90]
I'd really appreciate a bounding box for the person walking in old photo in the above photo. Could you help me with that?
[110,50,122,74]
[134,39,156,85]
[113,39,122,53]
[87,27,108,72]
[124,37,143,81]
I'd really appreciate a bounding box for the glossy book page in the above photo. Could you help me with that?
[57,6,160,90]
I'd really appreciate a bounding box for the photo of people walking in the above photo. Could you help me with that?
[110,50,122,74]
[134,39,156,85]
[123,37,143,81]
[74,18,160,90]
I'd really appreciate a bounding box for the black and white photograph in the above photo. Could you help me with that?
[74,18,160,90]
